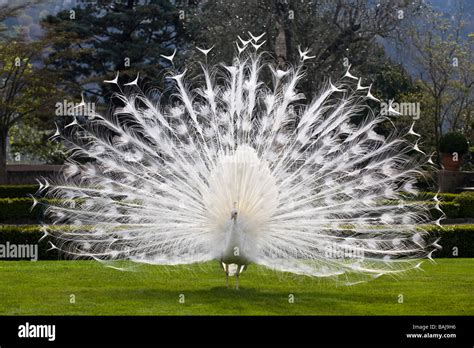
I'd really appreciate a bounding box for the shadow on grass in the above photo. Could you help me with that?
[100,285,395,310]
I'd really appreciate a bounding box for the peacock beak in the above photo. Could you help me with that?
[231,209,238,221]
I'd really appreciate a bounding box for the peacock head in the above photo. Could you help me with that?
[231,202,238,222]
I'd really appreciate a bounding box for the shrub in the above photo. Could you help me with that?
[454,192,474,218]
[399,191,458,202]
[439,132,469,155]
[1,193,471,224]
[414,192,458,202]
[382,201,460,219]
[0,198,44,223]
[431,201,460,219]
[426,225,474,258]
[398,192,474,219]
[0,225,60,260]
[0,225,473,260]
[0,185,39,198]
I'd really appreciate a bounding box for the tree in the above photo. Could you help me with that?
[9,122,65,164]
[400,6,474,159]
[187,0,424,95]
[0,1,62,182]
[0,36,58,183]
[41,0,190,99]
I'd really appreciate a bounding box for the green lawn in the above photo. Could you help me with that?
[0,259,472,315]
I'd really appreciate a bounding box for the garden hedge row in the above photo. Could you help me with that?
[453,192,474,218]
[420,192,474,219]
[0,185,39,198]
[0,224,472,260]
[0,198,45,222]
[428,202,460,219]
[0,225,60,260]
[411,192,459,202]
[427,225,474,258]
[0,185,470,200]
[1,195,473,223]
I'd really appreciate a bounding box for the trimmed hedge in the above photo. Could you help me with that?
[423,192,458,202]
[453,192,474,218]
[0,224,472,260]
[0,185,471,224]
[428,201,460,219]
[383,201,461,219]
[0,196,471,223]
[0,185,39,198]
[404,192,458,202]
[0,198,45,222]
[0,185,466,202]
[428,225,474,258]
[0,225,60,260]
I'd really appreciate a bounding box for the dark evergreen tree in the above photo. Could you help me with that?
[41,0,192,99]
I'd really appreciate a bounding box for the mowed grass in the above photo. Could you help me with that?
[0,259,472,315]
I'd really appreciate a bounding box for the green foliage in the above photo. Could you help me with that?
[41,0,188,98]
[371,62,417,100]
[0,40,58,128]
[398,191,458,202]
[396,83,437,154]
[454,192,474,218]
[414,192,458,202]
[428,201,460,219]
[439,132,469,155]
[0,185,38,198]
[0,188,470,224]
[0,38,61,181]
[0,198,44,222]
[9,124,65,164]
[190,1,422,99]
[427,225,474,258]
[0,259,473,315]
[401,8,474,160]
[386,190,474,220]
[1,224,473,260]
[0,225,60,260]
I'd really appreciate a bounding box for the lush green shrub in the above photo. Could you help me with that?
[382,201,460,219]
[396,192,474,218]
[428,201,460,219]
[0,198,44,222]
[439,132,469,155]
[400,192,458,202]
[416,192,458,202]
[454,192,474,218]
[0,185,39,198]
[1,193,471,224]
[419,192,474,219]
[427,225,474,258]
[0,224,472,260]
[0,225,60,260]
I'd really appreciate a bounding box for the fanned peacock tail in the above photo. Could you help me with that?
[38,34,441,284]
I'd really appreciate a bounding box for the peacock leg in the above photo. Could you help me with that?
[224,263,229,288]
[235,265,240,290]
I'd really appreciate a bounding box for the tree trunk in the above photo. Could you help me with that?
[275,21,287,68]
[0,128,8,184]
[434,97,441,165]
[274,0,292,69]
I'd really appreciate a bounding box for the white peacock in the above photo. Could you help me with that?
[39,32,440,289]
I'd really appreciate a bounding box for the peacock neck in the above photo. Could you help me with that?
[221,220,246,264]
